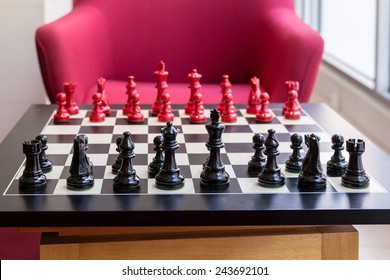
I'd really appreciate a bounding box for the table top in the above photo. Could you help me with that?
[1,103,390,227]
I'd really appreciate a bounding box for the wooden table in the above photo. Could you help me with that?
[1,103,390,260]
[21,225,358,260]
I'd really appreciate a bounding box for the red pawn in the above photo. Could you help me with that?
[64,82,79,115]
[189,92,206,124]
[123,76,136,115]
[284,81,301,120]
[89,92,105,122]
[246,76,261,114]
[256,92,273,123]
[158,92,174,122]
[152,61,169,116]
[128,92,145,123]
[218,75,232,112]
[97,77,111,116]
[185,69,202,115]
[221,91,237,123]
[54,92,70,123]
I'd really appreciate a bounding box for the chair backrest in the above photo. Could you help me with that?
[37,0,323,103]
[75,0,293,84]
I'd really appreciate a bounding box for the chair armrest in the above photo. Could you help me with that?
[36,4,112,103]
[256,8,324,102]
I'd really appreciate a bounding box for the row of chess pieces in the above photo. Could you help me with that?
[18,109,232,192]
[52,61,302,124]
[252,130,370,190]
[18,110,370,193]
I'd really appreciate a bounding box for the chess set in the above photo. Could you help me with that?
[1,61,390,226]
[3,103,386,197]
[5,62,383,197]
[1,102,390,227]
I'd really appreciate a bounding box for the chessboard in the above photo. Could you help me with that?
[1,103,390,227]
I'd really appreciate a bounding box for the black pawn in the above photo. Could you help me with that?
[298,133,327,190]
[67,134,94,190]
[248,133,266,174]
[36,134,52,173]
[200,109,230,189]
[258,129,285,187]
[155,122,185,190]
[341,139,370,188]
[148,135,164,176]
[285,133,303,173]
[327,134,348,176]
[113,131,140,192]
[111,136,123,174]
[19,140,47,191]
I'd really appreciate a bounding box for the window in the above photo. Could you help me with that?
[295,0,390,98]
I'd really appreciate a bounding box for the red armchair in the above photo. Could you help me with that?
[36,0,323,105]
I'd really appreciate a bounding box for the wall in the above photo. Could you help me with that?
[0,0,72,142]
[311,62,390,154]
[0,0,72,105]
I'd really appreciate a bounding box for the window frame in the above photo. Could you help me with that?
[295,0,390,99]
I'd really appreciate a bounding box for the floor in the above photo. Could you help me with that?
[1,104,390,260]
[355,225,390,259]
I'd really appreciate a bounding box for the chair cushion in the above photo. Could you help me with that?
[0,228,40,260]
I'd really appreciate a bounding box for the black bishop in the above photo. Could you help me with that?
[258,129,285,187]
[113,131,140,192]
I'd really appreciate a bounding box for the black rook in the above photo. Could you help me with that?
[341,139,370,188]
[19,140,47,191]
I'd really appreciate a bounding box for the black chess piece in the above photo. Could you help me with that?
[327,134,348,176]
[67,134,94,190]
[113,131,141,192]
[285,133,303,173]
[258,129,285,188]
[35,134,52,173]
[148,135,164,176]
[155,122,185,189]
[111,136,123,174]
[341,139,370,188]
[200,109,230,189]
[19,140,47,191]
[248,133,266,174]
[298,133,327,190]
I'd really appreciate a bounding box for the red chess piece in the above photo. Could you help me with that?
[221,91,237,123]
[256,92,273,123]
[123,76,136,115]
[158,92,174,122]
[97,77,111,116]
[152,61,168,116]
[89,92,106,122]
[185,69,202,115]
[218,75,232,112]
[54,92,70,123]
[189,92,206,124]
[284,81,301,120]
[128,92,145,123]
[64,82,79,115]
[246,76,261,114]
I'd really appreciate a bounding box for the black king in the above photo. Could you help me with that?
[200,108,230,189]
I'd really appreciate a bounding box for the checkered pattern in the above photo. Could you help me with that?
[4,106,386,196]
